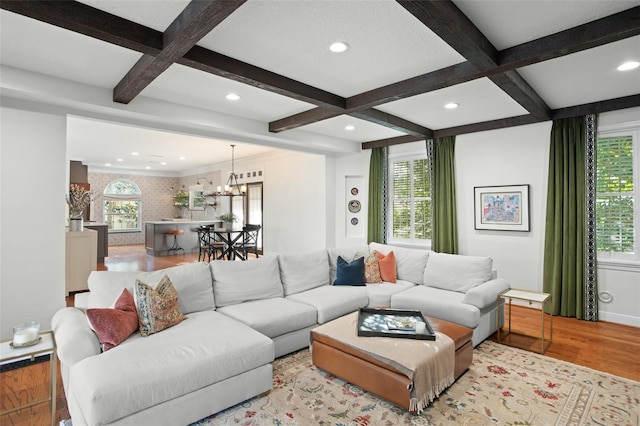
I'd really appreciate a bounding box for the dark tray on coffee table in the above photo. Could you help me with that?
[357,307,436,340]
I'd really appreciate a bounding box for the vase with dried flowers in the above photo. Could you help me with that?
[66,184,97,231]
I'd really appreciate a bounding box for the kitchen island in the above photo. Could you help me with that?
[145,219,222,256]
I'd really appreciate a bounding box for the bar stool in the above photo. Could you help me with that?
[167,229,185,254]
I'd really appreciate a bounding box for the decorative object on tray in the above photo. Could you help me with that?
[357,308,435,340]
[12,321,40,347]
[474,184,530,231]
[66,183,97,231]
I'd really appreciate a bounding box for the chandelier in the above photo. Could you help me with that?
[214,144,246,197]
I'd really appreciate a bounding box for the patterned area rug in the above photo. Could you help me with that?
[193,340,639,425]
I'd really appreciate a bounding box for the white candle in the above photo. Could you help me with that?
[13,328,37,345]
[415,321,426,334]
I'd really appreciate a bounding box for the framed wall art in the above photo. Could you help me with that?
[474,184,530,231]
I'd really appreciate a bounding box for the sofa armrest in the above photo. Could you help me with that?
[52,307,101,366]
[74,291,90,310]
[463,278,511,310]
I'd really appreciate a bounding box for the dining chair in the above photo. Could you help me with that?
[234,224,261,259]
[197,226,225,261]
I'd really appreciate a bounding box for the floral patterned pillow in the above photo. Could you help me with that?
[365,251,383,283]
[134,275,186,337]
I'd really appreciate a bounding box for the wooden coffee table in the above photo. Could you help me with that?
[311,311,472,411]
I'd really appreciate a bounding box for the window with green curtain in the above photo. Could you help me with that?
[389,157,431,243]
[596,130,637,261]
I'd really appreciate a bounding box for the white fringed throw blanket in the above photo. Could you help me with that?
[313,311,455,414]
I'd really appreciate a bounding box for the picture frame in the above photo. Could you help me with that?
[474,184,530,231]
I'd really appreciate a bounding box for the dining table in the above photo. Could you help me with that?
[210,227,247,260]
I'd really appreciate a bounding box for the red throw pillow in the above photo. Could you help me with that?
[376,250,397,283]
[87,289,139,351]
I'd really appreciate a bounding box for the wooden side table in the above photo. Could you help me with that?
[0,330,57,425]
[497,289,553,354]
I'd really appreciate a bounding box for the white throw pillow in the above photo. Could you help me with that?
[279,250,330,296]
[211,255,283,307]
[423,252,493,293]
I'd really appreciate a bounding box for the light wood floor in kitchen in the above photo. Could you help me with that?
[1,245,638,425]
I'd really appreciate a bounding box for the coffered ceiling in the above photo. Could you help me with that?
[1,0,639,173]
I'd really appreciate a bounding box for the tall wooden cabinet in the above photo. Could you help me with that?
[65,228,97,295]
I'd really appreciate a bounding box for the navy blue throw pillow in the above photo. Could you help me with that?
[333,255,365,286]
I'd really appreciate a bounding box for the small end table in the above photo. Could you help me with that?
[497,289,552,354]
[0,330,57,425]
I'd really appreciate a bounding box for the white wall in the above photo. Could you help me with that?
[1,107,67,339]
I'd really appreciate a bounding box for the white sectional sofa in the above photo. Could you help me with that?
[52,243,509,425]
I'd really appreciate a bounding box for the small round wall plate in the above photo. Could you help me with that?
[351,187,359,195]
[348,199,361,213]
[351,217,359,225]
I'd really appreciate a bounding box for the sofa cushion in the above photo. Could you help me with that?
[217,298,317,338]
[134,275,186,337]
[334,255,365,286]
[211,256,283,307]
[391,286,481,329]
[86,289,138,351]
[327,245,370,284]
[68,311,274,426]
[375,250,397,283]
[366,280,416,308]
[364,252,383,283]
[369,242,430,284]
[423,252,493,293]
[279,250,330,296]
[87,262,214,314]
[287,286,369,323]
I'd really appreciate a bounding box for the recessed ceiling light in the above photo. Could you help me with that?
[179,156,186,160]
[445,102,459,109]
[225,93,240,101]
[105,163,111,167]
[617,61,639,71]
[145,166,151,170]
[160,162,167,166]
[131,152,139,156]
[329,42,349,53]
[116,158,124,162]
[345,124,356,131]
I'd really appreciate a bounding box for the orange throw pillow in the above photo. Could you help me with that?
[376,250,397,283]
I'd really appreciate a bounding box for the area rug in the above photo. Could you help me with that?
[193,340,639,425]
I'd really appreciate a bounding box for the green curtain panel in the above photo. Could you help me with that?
[543,116,590,319]
[367,147,386,244]
[431,136,458,254]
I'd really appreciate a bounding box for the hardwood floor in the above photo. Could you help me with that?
[2,245,638,424]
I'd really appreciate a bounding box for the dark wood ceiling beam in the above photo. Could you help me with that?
[180,47,345,110]
[362,135,425,150]
[498,6,640,70]
[362,94,640,148]
[0,0,163,55]
[113,0,246,104]
[349,109,433,138]
[488,72,551,119]
[397,0,498,69]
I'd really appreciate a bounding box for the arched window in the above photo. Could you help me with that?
[103,179,142,232]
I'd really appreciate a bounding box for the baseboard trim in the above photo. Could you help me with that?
[598,311,640,327]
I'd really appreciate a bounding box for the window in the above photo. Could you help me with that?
[389,156,431,244]
[103,179,142,233]
[596,122,639,264]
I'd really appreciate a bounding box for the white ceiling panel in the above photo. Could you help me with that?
[378,78,529,130]
[454,0,640,50]
[197,0,466,97]
[77,0,190,32]
[518,36,640,109]
[302,115,405,143]
[141,63,314,122]
[0,10,141,89]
